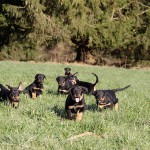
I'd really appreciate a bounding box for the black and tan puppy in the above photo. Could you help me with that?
[65,85,88,121]
[56,76,71,94]
[64,67,72,77]
[23,74,46,99]
[0,82,22,108]
[93,85,130,111]
[76,73,99,94]
[56,72,78,94]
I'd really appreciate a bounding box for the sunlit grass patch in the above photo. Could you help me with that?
[0,61,149,150]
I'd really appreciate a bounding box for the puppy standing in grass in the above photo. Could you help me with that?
[23,74,46,99]
[93,85,130,111]
[56,72,78,95]
[64,67,72,77]
[56,76,72,94]
[65,85,88,121]
[0,82,23,108]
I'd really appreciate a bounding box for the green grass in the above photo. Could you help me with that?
[0,61,149,150]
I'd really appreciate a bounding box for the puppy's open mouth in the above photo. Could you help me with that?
[75,97,80,102]
[72,93,83,102]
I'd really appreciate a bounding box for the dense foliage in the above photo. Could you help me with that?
[0,0,150,66]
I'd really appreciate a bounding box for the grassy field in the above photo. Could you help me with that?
[0,61,149,150]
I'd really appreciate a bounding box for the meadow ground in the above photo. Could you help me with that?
[0,61,149,150]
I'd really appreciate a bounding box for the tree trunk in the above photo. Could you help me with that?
[75,48,83,62]
[75,47,88,62]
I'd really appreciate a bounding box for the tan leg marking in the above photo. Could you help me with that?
[99,105,105,109]
[75,112,83,121]
[32,92,37,99]
[98,102,111,109]
[12,102,19,108]
[114,103,119,111]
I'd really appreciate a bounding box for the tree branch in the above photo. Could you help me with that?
[137,9,150,16]
[110,8,115,21]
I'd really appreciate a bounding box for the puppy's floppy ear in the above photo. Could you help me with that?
[81,87,88,94]
[56,77,59,82]
[35,74,39,79]
[43,74,46,80]
[68,87,73,94]
[56,77,60,82]
[69,85,75,94]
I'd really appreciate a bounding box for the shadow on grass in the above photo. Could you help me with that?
[87,104,99,112]
[0,98,11,108]
[51,105,68,119]
[0,99,5,107]
[47,89,57,95]
[0,98,3,102]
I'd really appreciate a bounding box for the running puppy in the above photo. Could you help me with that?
[56,76,71,94]
[56,72,78,94]
[0,82,22,108]
[23,74,46,99]
[65,85,87,121]
[93,85,130,111]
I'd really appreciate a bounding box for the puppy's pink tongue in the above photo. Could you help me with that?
[75,98,80,102]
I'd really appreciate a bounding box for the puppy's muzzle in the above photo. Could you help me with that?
[12,101,19,109]
[97,97,107,105]
[10,95,20,108]
[73,94,83,102]
[38,79,44,83]
[58,82,65,86]
[12,98,19,109]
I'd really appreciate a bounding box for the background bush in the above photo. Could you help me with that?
[0,0,150,66]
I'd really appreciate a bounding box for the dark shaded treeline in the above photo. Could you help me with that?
[0,0,150,67]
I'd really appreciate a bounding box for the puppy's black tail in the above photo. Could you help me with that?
[72,72,78,76]
[112,85,130,93]
[92,73,99,86]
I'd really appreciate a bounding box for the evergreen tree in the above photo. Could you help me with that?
[0,0,149,66]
